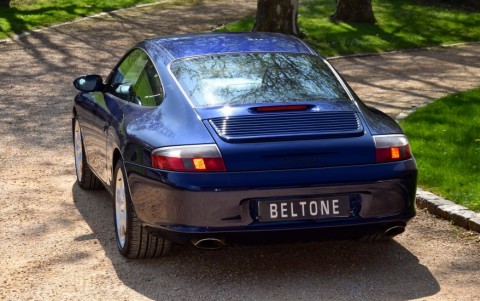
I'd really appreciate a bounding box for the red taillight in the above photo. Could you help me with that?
[374,135,412,163]
[151,144,226,172]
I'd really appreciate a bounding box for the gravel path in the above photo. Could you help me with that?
[329,44,480,119]
[0,1,479,300]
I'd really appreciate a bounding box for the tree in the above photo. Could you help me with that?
[253,0,300,36]
[0,0,10,7]
[331,0,376,23]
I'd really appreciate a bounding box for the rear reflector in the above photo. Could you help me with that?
[151,144,226,172]
[254,105,309,112]
[373,135,412,163]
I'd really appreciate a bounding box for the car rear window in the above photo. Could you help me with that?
[170,53,350,108]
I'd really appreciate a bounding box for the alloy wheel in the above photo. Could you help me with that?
[74,120,83,181]
[115,167,127,248]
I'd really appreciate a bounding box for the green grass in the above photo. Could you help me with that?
[399,89,480,212]
[220,0,480,57]
[0,0,167,39]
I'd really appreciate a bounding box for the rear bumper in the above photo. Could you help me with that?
[125,159,417,244]
[146,219,410,245]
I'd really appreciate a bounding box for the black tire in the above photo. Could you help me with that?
[113,159,172,258]
[73,118,101,190]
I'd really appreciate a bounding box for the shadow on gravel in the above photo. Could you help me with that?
[73,184,440,300]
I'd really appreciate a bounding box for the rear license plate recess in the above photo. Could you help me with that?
[257,195,350,222]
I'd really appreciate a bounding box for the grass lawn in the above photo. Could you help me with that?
[0,0,157,39]
[220,0,480,57]
[0,0,199,39]
[399,88,480,212]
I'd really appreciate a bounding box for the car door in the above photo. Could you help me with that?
[103,49,164,185]
[78,90,116,184]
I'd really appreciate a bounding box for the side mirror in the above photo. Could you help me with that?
[73,75,104,92]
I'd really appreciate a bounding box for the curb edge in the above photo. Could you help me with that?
[416,188,480,233]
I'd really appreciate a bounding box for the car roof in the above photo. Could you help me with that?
[143,32,315,61]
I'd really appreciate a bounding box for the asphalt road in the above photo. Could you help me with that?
[1,1,479,300]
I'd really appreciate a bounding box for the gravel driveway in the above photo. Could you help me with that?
[1,1,479,300]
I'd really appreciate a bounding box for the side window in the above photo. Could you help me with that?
[106,49,164,106]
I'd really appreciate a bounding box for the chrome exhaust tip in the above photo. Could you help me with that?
[191,238,225,250]
[384,226,405,237]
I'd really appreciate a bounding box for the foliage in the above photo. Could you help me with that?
[399,88,480,212]
[220,0,480,57]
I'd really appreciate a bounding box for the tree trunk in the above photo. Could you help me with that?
[0,0,10,7]
[253,0,300,36]
[331,0,376,23]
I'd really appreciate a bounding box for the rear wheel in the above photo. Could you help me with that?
[113,160,172,258]
[73,118,101,190]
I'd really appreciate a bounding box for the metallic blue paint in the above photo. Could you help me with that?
[73,32,417,245]
[124,159,416,243]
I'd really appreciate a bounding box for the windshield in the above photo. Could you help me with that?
[170,53,350,108]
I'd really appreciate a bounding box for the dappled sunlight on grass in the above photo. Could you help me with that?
[400,89,480,212]
[0,0,162,39]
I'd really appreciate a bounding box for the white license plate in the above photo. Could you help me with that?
[258,196,350,222]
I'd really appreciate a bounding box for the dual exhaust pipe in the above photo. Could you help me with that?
[191,237,225,250]
[191,226,405,249]
[384,225,405,237]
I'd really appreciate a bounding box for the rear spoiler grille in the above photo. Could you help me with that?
[208,111,364,142]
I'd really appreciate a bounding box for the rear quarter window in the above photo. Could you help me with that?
[107,49,164,106]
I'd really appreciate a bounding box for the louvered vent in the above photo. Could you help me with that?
[208,111,363,142]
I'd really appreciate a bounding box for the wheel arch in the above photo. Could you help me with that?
[112,147,122,168]
[72,108,78,134]
[111,148,123,184]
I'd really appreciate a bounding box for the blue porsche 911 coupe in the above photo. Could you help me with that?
[72,32,417,258]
